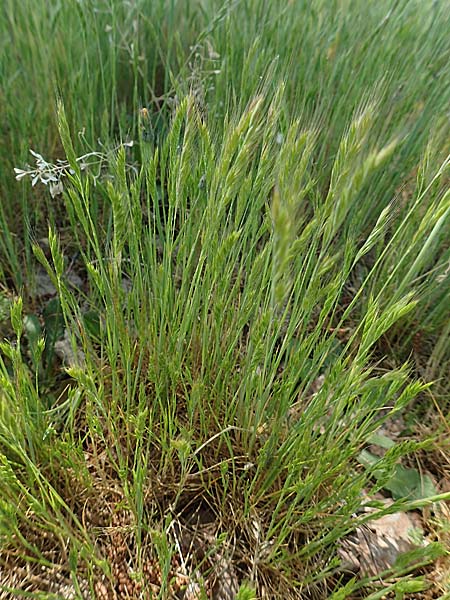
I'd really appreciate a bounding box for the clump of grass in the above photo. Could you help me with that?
[1,91,449,597]
[1,0,449,598]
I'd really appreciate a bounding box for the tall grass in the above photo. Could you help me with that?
[0,0,449,597]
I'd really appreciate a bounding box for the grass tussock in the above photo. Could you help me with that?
[0,0,449,598]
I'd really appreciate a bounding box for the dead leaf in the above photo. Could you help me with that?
[213,556,239,600]
[54,330,85,367]
[34,266,56,297]
[339,503,425,576]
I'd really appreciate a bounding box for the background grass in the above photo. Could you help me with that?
[0,0,449,598]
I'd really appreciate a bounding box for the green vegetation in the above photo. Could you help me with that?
[0,0,449,597]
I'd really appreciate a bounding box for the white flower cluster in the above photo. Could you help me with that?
[14,149,72,198]
[14,142,135,198]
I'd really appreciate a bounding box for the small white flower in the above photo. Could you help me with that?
[13,168,28,180]
[29,149,45,161]
[49,181,64,198]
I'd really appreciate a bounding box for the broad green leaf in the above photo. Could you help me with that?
[358,450,438,501]
[384,465,437,501]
